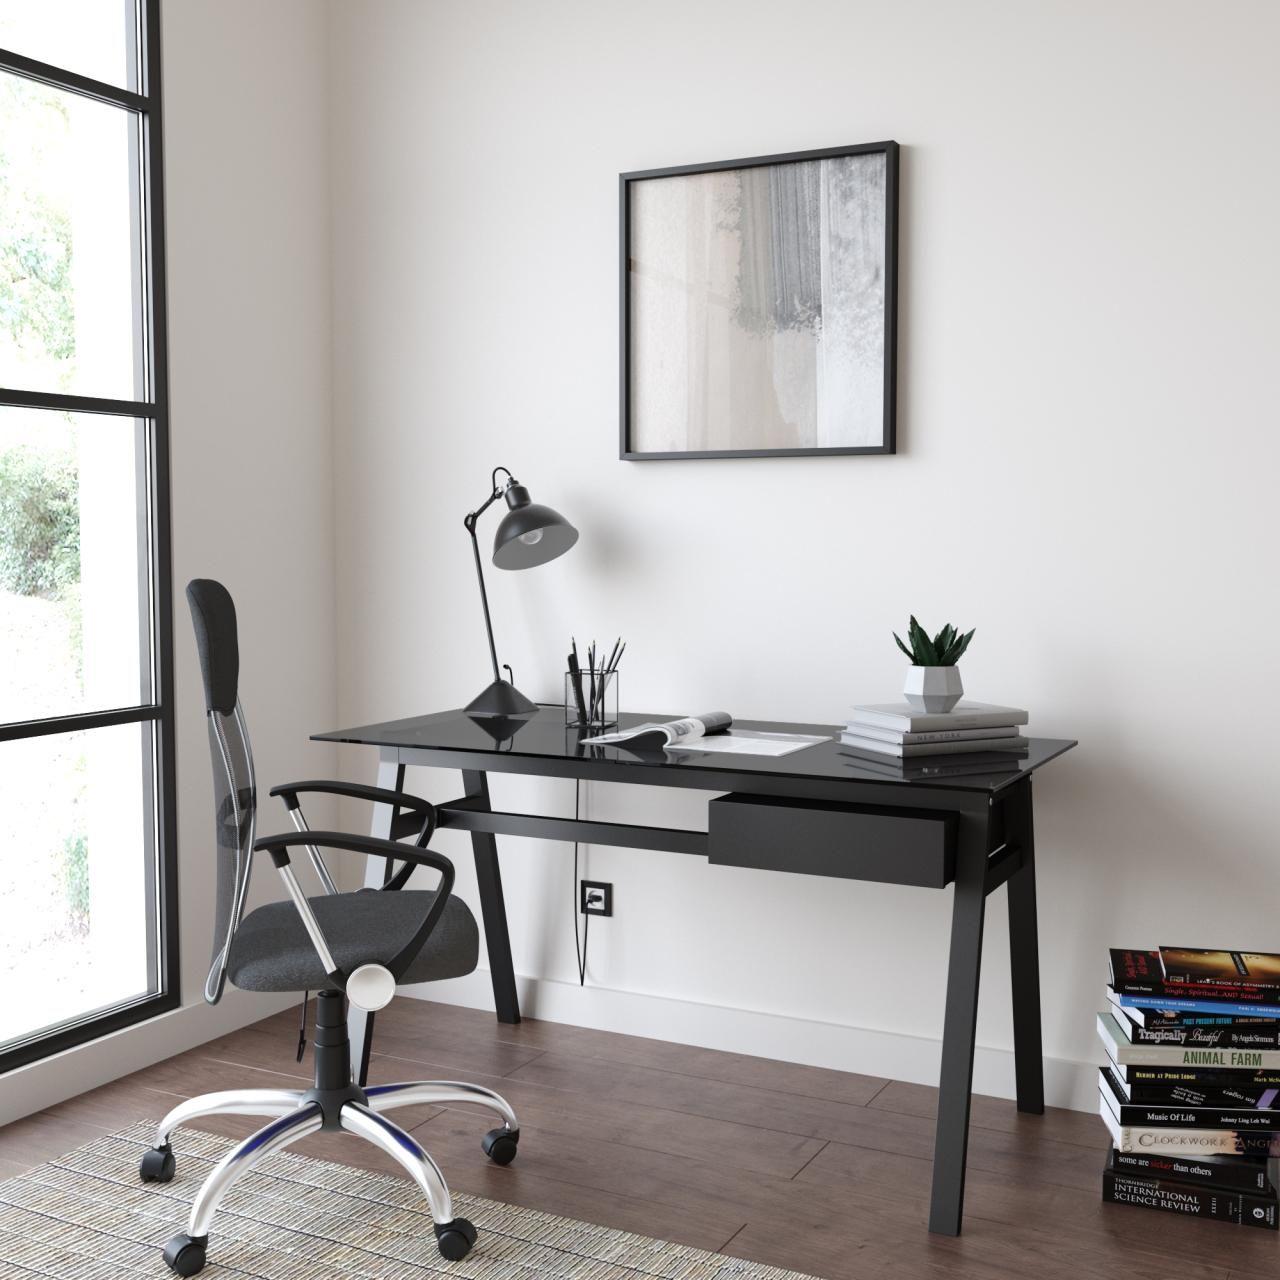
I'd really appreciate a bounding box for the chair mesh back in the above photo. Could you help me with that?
[204,704,257,1004]
[186,579,257,1004]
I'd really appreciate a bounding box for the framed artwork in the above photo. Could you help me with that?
[620,141,898,460]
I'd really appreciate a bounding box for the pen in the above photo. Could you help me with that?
[597,637,620,722]
[603,637,621,680]
[588,643,597,723]
[568,646,588,725]
[572,638,587,723]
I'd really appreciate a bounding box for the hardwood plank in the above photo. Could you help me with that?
[505,1049,1105,1188]
[193,1024,315,1081]
[0,1113,106,1171]
[412,1106,762,1251]
[423,1113,746,1252]
[356,1022,548,1079]
[870,1079,1104,1148]
[505,1049,880,1141]
[368,1049,826,1179]
[416,1095,936,1238]
[134,1047,307,1096]
[800,1116,1106,1193]
[41,1075,188,1133]
[369,998,889,1104]
[256,1000,547,1078]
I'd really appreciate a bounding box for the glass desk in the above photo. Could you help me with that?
[316,705,1077,1236]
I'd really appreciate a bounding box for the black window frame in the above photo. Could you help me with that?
[0,0,178,1073]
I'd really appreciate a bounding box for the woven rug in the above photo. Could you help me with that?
[0,1121,820,1279]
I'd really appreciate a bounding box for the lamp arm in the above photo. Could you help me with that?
[467,519,502,684]
[462,466,515,530]
[462,465,520,689]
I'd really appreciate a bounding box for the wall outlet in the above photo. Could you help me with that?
[580,880,613,917]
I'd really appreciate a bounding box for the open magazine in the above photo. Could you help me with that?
[582,712,732,750]
[582,713,826,757]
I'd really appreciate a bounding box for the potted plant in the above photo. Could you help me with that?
[893,617,975,713]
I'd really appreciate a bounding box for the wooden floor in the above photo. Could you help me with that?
[1,1000,1275,1280]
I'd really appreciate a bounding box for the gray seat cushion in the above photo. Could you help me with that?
[228,889,478,992]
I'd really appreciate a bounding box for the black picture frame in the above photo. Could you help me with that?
[620,140,898,461]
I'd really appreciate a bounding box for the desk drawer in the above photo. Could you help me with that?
[708,793,955,888]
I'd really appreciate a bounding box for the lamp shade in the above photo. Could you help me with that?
[492,485,578,569]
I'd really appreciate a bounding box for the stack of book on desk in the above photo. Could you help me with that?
[1097,946,1280,1230]
[838,702,1029,777]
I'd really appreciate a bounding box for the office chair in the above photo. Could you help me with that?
[139,579,519,1276]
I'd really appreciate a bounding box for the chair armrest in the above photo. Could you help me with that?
[269,780,436,848]
[271,779,433,813]
[254,830,452,881]
[252,831,457,996]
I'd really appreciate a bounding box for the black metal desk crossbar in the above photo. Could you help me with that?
[316,707,1075,1237]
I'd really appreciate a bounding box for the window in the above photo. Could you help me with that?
[0,1,176,1071]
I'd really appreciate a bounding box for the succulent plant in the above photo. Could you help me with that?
[893,616,975,667]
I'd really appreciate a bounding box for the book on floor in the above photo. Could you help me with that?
[1110,989,1280,1019]
[1107,993,1280,1049]
[1108,990,1280,1035]
[1112,1061,1280,1089]
[1100,1088,1280,1158]
[1100,1066,1280,1129]
[1159,948,1280,990]
[1102,1164,1278,1229]
[1110,1146,1275,1194]
[1109,949,1275,1004]
[1106,1061,1280,1109]
[1097,1011,1280,1069]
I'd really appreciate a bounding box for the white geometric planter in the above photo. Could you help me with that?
[903,665,964,713]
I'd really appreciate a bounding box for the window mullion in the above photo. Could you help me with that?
[0,46,149,113]
[0,706,161,744]
[0,389,158,417]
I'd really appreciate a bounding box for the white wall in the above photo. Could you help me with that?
[2,0,340,1123]
[327,0,1280,1111]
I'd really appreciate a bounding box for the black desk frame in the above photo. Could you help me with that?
[350,736,1044,1237]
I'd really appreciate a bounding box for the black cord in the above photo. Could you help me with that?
[572,778,589,986]
[295,990,309,1062]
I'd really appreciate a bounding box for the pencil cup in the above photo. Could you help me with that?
[565,669,618,731]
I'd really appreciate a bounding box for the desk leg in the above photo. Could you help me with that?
[348,751,405,1086]
[928,806,990,1236]
[462,770,521,1024]
[1006,777,1044,1114]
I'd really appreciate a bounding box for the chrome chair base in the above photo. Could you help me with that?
[141,1079,519,1275]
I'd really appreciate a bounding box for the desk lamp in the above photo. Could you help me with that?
[463,466,578,717]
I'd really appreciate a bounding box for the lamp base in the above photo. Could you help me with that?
[465,679,539,718]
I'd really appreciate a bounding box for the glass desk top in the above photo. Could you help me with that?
[316,706,1076,794]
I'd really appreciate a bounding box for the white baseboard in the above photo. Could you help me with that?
[0,991,295,1127]
[404,971,1100,1115]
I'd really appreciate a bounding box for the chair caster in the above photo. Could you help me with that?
[162,1233,207,1276]
[434,1216,477,1260]
[139,1144,176,1183]
[481,1126,519,1166]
